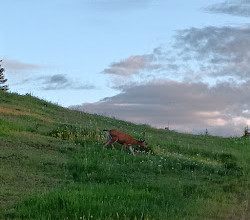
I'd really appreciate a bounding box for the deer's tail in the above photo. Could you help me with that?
[103,129,111,142]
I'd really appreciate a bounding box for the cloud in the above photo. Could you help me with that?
[173,25,250,80]
[103,25,250,84]
[37,74,95,90]
[103,54,162,76]
[205,0,250,17]
[70,80,250,137]
[73,19,250,137]
[92,25,250,137]
[3,58,40,71]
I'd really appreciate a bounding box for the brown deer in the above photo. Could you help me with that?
[103,129,147,155]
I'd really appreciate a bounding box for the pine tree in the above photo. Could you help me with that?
[0,60,8,91]
[244,126,250,137]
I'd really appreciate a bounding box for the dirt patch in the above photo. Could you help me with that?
[0,106,53,123]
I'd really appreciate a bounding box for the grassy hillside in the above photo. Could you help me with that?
[0,91,249,219]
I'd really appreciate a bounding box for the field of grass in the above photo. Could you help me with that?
[0,91,249,219]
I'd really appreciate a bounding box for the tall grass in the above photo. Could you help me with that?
[8,138,248,219]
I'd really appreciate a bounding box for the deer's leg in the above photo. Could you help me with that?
[121,143,127,152]
[110,137,118,150]
[128,145,134,156]
[103,140,110,150]
[103,137,118,150]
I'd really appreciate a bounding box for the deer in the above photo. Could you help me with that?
[103,129,147,155]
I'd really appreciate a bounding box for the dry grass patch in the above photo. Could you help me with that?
[0,106,53,123]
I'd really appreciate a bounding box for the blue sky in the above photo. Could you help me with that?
[1,0,250,136]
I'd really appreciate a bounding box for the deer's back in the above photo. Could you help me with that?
[109,129,134,144]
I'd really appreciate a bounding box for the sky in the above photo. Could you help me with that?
[1,0,250,137]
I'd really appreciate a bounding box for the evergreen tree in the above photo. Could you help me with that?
[0,60,8,91]
[244,126,250,137]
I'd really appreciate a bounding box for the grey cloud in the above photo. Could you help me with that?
[103,55,162,76]
[206,0,250,17]
[103,25,250,82]
[49,74,68,84]
[174,25,250,80]
[39,74,95,90]
[167,64,179,71]
[1,58,42,85]
[3,58,40,71]
[70,80,250,137]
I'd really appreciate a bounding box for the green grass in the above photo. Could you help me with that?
[0,91,249,219]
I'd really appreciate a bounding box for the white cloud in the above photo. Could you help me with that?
[173,26,250,80]
[103,54,162,76]
[71,80,250,137]
[3,58,40,72]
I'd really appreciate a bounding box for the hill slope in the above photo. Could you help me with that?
[0,91,249,219]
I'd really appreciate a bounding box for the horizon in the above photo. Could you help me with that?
[1,0,250,137]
